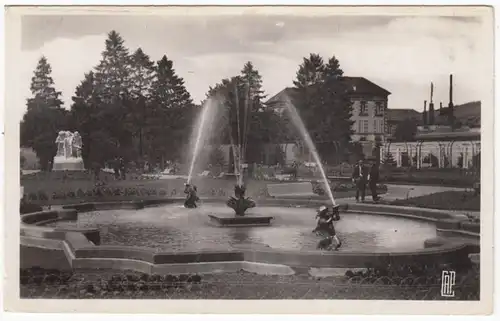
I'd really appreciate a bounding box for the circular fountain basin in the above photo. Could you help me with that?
[45,204,437,253]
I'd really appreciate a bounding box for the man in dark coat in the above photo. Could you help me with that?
[368,160,381,202]
[352,159,369,202]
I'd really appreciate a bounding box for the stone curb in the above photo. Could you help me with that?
[20,198,478,275]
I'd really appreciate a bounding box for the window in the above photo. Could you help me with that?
[363,120,369,133]
[375,101,384,116]
[359,101,368,115]
[373,120,377,133]
[357,120,362,133]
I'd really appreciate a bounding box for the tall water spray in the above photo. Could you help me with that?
[187,98,218,184]
[283,96,337,206]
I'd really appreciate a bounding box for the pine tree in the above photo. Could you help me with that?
[292,53,353,163]
[240,61,266,106]
[90,31,135,161]
[129,48,155,157]
[383,151,396,166]
[148,55,195,163]
[70,71,118,167]
[323,55,344,80]
[21,56,68,170]
[293,53,325,89]
[94,30,132,101]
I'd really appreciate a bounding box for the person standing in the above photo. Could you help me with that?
[352,159,368,202]
[368,160,381,202]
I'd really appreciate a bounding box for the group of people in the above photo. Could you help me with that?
[351,159,381,203]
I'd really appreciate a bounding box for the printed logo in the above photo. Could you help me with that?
[441,270,456,297]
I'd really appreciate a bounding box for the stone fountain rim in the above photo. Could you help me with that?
[20,198,479,273]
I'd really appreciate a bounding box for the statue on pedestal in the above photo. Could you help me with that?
[53,130,85,171]
[72,131,83,158]
[55,131,68,157]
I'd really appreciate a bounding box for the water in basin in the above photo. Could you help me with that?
[47,204,437,253]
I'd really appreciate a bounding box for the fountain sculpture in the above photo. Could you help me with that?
[226,184,256,216]
[52,131,85,171]
[183,183,199,208]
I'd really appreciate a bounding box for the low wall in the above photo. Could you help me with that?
[19,198,479,275]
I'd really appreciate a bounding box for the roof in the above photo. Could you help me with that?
[416,130,480,141]
[264,76,391,106]
[265,87,299,106]
[340,77,391,96]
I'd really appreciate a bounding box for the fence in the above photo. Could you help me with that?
[20,268,480,300]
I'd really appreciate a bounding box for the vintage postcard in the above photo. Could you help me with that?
[3,5,494,315]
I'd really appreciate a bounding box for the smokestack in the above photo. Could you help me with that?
[448,74,454,127]
[428,82,435,125]
[423,100,428,125]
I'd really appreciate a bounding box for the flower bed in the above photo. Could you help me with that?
[20,264,479,300]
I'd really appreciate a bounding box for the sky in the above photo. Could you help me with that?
[17,13,489,112]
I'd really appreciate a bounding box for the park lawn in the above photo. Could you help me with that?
[388,191,480,211]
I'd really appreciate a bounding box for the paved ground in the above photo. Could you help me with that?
[337,184,465,202]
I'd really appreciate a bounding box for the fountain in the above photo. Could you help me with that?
[282,95,340,216]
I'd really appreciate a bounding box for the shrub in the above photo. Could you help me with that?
[76,189,86,198]
[37,191,48,201]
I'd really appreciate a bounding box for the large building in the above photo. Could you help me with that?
[265,76,391,160]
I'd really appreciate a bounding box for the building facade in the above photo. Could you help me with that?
[265,76,391,162]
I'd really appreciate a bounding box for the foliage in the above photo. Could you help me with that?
[147,55,196,163]
[393,118,418,142]
[291,53,353,163]
[382,151,396,167]
[65,31,196,167]
[20,56,68,170]
[20,266,479,300]
[205,63,282,164]
[20,153,27,168]
[208,147,225,167]
[423,153,439,167]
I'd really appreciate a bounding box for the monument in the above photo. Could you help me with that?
[52,131,85,171]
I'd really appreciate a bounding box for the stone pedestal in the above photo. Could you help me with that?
[208,214,274,227]
[52,156,85,171]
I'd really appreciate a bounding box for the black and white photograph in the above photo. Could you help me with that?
[3,5,494,314]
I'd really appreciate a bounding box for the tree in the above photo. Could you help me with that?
[90,31,136,162]
[20,56,68,170]
[383,151,396,167]
[94,30,132,101]
[394,119,418,142]
[206,69,282,165]
[292,53,353,164]
[240,61,266,104]
[208,146,225,167]
[129,48,155,157]
[372,135,383,163]
[293,53,325,89]
[148,55,195,163]
[20,153,26,169]
[70,71,118,168]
